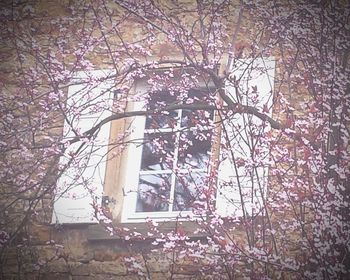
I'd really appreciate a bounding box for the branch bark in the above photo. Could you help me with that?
[69,100,283,145]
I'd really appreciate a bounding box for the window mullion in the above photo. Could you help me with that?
[168,109,182,212]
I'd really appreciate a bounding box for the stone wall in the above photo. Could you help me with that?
[0,2,250,278]
[1,1,338,279]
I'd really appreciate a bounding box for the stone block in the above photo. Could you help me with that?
[23,272,41,280]
[93,248,120,261]
[36,245,65,261]
[145,255,171,272]
[30,224,52,243]
[73,275,138,280]
[70,260,127,276]
[45,258,69,273]
[39,272,71,280]
[149,272,172,280]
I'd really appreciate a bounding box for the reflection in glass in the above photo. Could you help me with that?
[136,174,171,212]
[178,131,211,169]
[184,88,212,103]
[173,172,205,211]
[145,111,178,129]
[181,109,214,128]
[141,133,175,170]
[148,91,177,109]
[145,91,178,129]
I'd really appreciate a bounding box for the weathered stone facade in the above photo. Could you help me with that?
[0,1,254,279]
[1,0,349,279]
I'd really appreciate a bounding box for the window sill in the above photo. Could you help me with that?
[87,222,208,242]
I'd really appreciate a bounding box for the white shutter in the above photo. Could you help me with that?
[216,58,275,217]
[52,71,114,224]
[120,86,147,223]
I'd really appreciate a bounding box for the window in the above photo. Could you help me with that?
[121,88,216,222]
[52,58,275,224]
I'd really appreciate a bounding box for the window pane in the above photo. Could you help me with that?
[183,88,215,104]
[173,172,205,211]
[148,91,177,108]
[181,109,214,128]
[141,133,175,170]
[146,91,178,129]
[136,174,171,212]
[178,131,211,169]
[145,111,178,129]
[180,88,214,128]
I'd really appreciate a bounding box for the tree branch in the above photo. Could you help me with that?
[68,101,283,145]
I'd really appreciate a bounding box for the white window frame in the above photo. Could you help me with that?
[121,86,213,223]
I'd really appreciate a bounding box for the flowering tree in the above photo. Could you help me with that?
[0,0,349,279]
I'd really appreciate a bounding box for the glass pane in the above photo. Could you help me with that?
[173,172,206,211]
[180,89,214,128]
[148,91,177,108]
[136,174,171,212]
[145,111,178,129]
[141,133,175,170]
[183,88,214,103]
[178,131,211,169]
[181,109,214,128]
[146,91,178,129]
